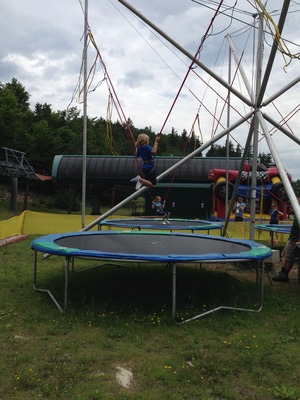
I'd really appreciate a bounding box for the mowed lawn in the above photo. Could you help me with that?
[1,234,300,400]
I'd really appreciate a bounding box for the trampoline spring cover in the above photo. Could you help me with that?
[31,231,272,263]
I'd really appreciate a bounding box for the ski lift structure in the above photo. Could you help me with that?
[0,147,40,212]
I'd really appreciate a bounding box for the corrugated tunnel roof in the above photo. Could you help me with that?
[52,155,243,185]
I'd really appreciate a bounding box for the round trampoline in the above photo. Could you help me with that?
[32,231,272,324]
[255,224,292,246]
[255,224,292,234]
[98,218,223,233]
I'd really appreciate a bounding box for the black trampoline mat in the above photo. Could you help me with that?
[55,233,250,257]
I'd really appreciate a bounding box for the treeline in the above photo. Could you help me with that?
[1,78,249,175]
[2,78,300,201]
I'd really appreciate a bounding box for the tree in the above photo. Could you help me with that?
[0,80,31,151]
[58,107,81,124]
[2,79,277,177]
[6,78,30,112]
[292,180,300,197]
[205,141,243,158]
[236,143,242,157]
[258,152,273,167]
[34,103,53,121]
[206,144,225,157]
[169,127,178,146]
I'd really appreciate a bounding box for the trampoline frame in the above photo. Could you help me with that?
[255,224,292,247]
[256,225,300,283]
[98,218,223,234]
[32,231,271,324]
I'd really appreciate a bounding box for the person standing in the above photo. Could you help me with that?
[269,203,283,244]
[233,197,246,222]
[273,217,300,282]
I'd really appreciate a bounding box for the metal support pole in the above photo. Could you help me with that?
[81,0,88,228]
[249,13,264,241]
[262,113,300,145]
[226,34,254,102]
[225,46,231,218]
[257,0,291,106]
[262,75,300,107]
[171,263,177,322]
[257,111,300,224]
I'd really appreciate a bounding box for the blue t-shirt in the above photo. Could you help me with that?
[153,201,167,216]
[153,201,163,213]
[269,209,279,224]
[137,145,154,169]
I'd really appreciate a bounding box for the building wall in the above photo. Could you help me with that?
[144,184,211,219]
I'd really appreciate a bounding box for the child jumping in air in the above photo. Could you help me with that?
[130,133,161,190]
[152,196,170,224]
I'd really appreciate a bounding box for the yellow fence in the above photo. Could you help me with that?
[0,210,289,243]
[0,210,98,239]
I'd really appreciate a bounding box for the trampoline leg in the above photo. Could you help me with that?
[171,263,177,322]
[172,260,265,325]
[64,259,70,310]
[33,249,64,313]
[271,232,274,247]
[260,261,265,309]
[298,248,300,283]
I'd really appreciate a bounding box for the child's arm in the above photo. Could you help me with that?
[151,134,161,154]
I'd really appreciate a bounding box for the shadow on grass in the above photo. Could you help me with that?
[38,262,261,321]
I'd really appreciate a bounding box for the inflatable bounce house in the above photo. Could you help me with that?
[208,163,292,219]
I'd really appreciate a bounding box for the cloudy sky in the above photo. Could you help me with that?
[1,0,300,179]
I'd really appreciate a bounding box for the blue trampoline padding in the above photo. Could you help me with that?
[255,224,292,234]
[99,218,222,231]
[31,231,272,263]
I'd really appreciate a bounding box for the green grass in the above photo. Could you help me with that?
[0,195,299,400]
[1,235,300,400]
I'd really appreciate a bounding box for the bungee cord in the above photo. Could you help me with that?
[248,0,300,67]
[105,92,119,156]
[158,0,225,136]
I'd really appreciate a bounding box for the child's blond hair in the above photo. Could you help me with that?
[136,133,149,146]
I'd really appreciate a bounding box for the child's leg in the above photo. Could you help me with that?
[139,178,155,187]
[141,169,156,188]
[164,212,170,224]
